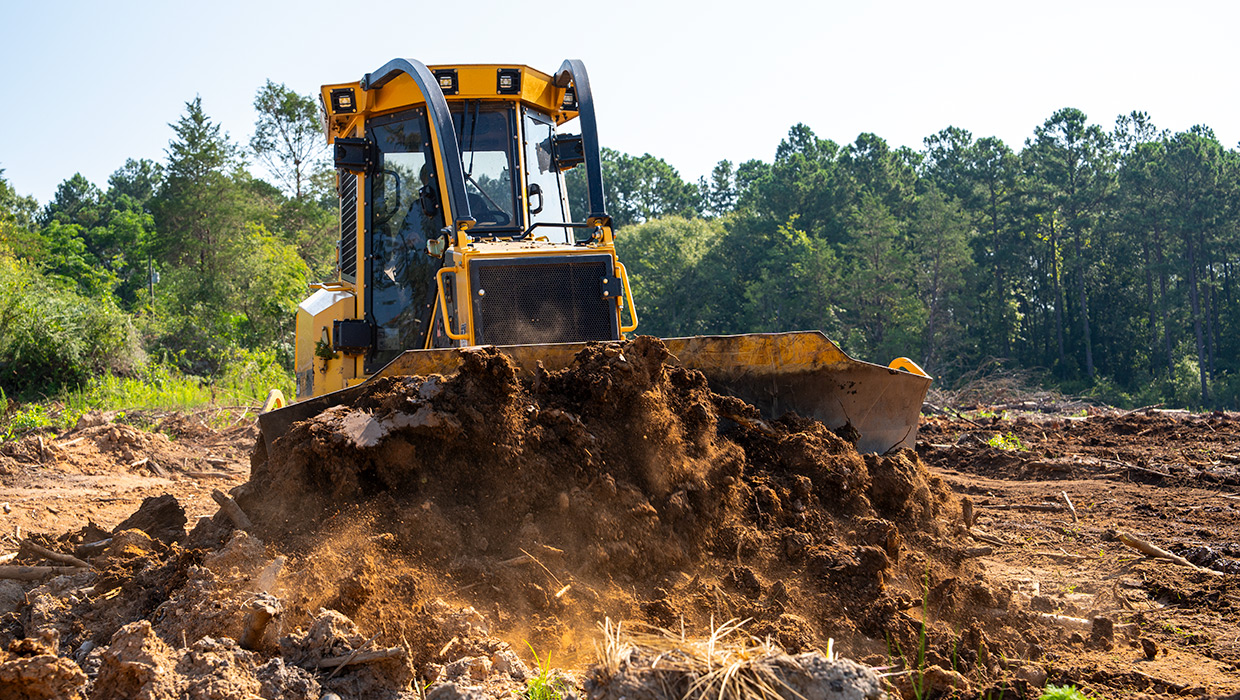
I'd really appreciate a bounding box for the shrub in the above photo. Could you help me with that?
[0,254,144,397]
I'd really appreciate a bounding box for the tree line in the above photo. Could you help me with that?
[0,82,333,395]
[594,110,1240,409]
[2,88,1237,409]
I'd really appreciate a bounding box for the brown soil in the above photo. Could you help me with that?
[0,339,1235,699]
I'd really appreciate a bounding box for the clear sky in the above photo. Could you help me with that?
[1,0,1236,205]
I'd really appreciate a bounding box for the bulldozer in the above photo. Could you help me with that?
[258,58,932,454]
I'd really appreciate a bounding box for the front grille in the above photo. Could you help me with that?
[470,255,620,345]
[338,171,358,281]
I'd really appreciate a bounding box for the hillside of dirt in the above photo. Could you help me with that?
[0,338,1235,698]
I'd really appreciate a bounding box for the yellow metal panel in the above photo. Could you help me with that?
[322,65,577,127]
[367,72,424,114]
[294,289,356,399]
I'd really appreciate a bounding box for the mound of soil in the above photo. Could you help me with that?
[236,337,1001,681]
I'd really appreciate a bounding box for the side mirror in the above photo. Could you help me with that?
[528,183,544,215]
[552,133,585,171]
[419,182,439,218]
[427,232,448,258]
[333,138,375,174]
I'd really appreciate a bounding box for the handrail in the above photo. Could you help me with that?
[435,266,470,341]
[616,261,639,334]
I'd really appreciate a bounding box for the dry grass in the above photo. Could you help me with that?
[595,618,832,700]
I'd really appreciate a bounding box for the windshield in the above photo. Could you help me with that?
[451,103,518,232]
[523,108,571,243]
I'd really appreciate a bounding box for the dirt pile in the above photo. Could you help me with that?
[233,338,1009,684]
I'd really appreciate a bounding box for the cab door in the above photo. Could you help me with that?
[365,108,445,372]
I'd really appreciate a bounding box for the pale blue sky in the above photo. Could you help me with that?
[1,0,1236,204]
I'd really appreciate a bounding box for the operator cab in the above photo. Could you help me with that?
[297,60,633,399]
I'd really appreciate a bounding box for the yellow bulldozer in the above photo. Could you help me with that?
[258,58,931,454]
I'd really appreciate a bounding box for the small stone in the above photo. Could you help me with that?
[1015,664,1047,688]
[1090,616,1114,641]
[467,656,492,681]
[490,649,530,681]
[1141,637,1157,660]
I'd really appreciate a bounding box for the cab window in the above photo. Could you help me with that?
[451,103,518,232]
[523,108,571,242]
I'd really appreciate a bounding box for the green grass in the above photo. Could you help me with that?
[969,408,1008,420]
[524,643,568,700]
[987,432,1029,451]
[0,397,54,441]
[1039,683,1090,700]
[1,349,294,441]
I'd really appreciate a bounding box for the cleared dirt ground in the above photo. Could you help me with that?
[0,341,1236,699]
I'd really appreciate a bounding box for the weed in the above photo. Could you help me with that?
[59,354,292,426]
[971,408,1008,420]
[986,432,1028,451]
[1039,683,1090,700]
[0,402,55,442]
[524,643,568,700]
[886,574,930,699]
[1159,623,1189,637]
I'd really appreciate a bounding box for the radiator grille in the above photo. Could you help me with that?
[471,256,619,345]
[338,172,358,282]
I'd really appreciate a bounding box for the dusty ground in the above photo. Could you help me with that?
[0,409,254,535]
[0,343,1235,699]
[919,410,1240,697]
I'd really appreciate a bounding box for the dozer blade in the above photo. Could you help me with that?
[258,331,931,455]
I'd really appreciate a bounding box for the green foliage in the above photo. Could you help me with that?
[523,644,568,700]
[58,351,293,428]
[0,252,144,397]
[251,81,327,200]
[0,168,39,229]
[0,401,54,442]
[567,148,700,228]
[987,432,1028,451]
[1038,684,1090,700]
[615,216,724,337]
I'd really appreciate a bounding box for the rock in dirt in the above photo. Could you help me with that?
[0,628,87,700]
[93,620,320,700]
[150,531,282,649]
[0,580,26,616]
[23,570,95,648]
[280,608,414,698]
[74,411,116,431]
[889,665,970,700]
[1014,664,1047,689]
